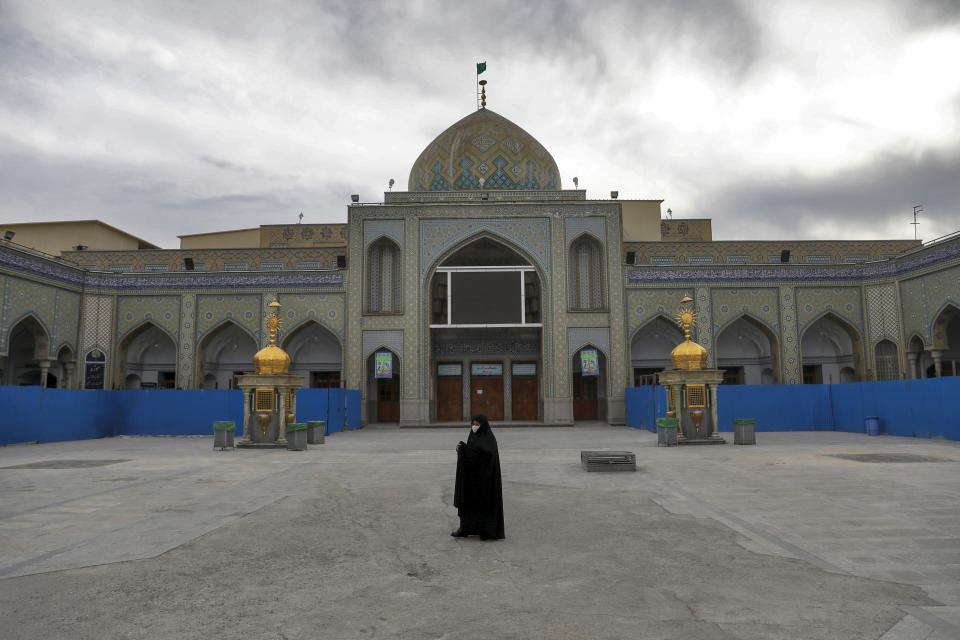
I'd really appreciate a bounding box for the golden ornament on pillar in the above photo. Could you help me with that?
[670,295,709,370]
[253,300,291,375]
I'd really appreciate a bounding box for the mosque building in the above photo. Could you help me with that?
[1,100,958,425]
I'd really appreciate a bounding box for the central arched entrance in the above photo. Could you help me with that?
[428,237,543,423]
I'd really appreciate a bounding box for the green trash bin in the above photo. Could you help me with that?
[213,421,235,449]
[286,422,308,451]
[656,417,678,447]
[307,420,326,444]
[734,419,756,445]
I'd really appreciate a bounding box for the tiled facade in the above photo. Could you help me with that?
[1,105,958,422]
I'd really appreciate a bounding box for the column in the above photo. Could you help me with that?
[931,350,943,378]
[63,361,75,389]
[276,389,287,444]
[907,352,919,379]
[672,385,685,440]
[241,389,251,441]
[709,383,720,439]
[39,358,51,389]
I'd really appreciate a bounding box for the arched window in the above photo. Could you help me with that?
[874,340,900,381]
[568,235,605,311]
[366,239,401,313]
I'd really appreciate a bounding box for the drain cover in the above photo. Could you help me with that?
[581,450,637,472]
[1,459,131,470]
[826,453,946,463]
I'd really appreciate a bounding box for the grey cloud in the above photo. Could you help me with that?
[704,146,960,240]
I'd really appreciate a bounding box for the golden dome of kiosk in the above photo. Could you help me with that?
[670,338,708,370]
[253,301,290,375]
[408,108,561,191]
[670,296,709,370]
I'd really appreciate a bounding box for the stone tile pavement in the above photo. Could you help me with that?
[0,426,958,639]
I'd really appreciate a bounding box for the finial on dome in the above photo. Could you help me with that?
[479,80,487,109]
[670,295,708,370]
[254,300,291,374]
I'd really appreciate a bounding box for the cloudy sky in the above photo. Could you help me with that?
[1,0,959,248]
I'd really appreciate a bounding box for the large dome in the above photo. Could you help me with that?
[408,108,561,191]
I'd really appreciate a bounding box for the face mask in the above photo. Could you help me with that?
[471,423,480,433]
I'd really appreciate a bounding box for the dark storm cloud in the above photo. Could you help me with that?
[311,0,763,83]
[706,145,960,240]
[0,0,957,247]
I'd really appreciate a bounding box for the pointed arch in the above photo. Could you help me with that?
[425,230,544,280]
[629,314,683,385]
[799,312,865,383]
[366,347,400,423]
[426,233,547,325]
[930,302,960,349]
[195,319,258,389]
[281,319,342,388]
[571,343,607,420]
[422,225,550,280]
[365,236,402,313]
[905,333,930,379]
[196,317,258,345]
[715,314,781,385]
[116,321,178,389]
[874,339,900,381]
[568,233,606,311]
[5,313,51,356]
[117,318,178,347]
[3,314,53,386]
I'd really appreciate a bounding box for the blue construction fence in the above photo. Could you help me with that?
[0,387,362,446]
[625,377,960,440]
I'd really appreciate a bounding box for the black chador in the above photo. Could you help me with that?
[452,414,505,540]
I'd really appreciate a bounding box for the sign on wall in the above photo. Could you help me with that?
[580,349,599,376]
[84,349,106,389]
[437,363,462,377]
[471,363,503,377]
[375,351,393,378]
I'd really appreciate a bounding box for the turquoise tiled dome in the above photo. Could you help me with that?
[408,108,561,191]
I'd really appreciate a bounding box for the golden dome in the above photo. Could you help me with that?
[253,344,290,375]
[253,300,290,374]
[408,108,561,191]
[670,338,708,370]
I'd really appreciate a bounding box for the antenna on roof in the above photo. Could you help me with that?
[911,205,922,240]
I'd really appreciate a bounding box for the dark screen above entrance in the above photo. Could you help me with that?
[451,272,521,324]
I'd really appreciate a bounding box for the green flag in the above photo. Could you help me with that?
[476,62,486,75]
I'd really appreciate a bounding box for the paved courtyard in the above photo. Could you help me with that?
[0,425,958,639]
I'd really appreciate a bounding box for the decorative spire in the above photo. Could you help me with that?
[267,300,282,346]
[670,295,708,370]
[479,80,487,109]
[674,295,697,341]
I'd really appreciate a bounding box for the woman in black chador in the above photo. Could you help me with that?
[452,414,505,540]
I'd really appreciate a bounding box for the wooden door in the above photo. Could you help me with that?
[377,377,400,422]
[511,376,538,421]
[572,373,598,420]
[436,376,462,422]
[471,377,504,421]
